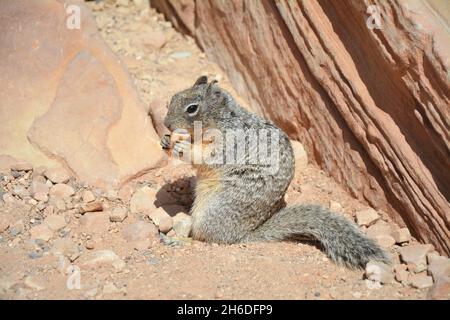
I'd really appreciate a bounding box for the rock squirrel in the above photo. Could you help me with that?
[160,76,389,268]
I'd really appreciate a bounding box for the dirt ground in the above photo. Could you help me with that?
[0,1,431,300]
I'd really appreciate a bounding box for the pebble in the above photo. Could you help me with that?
[148,207,173,233]
[30,180,49,197]
[366,221,395,248]
[169,51,192,59]
[427,274,450,300]
[77,250,125,271]
[129,186,157,214]
[49,184,75,199]
[82,190,96,203]
[109,207,128,222]
[355,208,380,226]
[328,201,342,213]
[392,228,411,244]
[44,167,71,184]
[49,197,66,212]
[9,219,24,236]
[0,215,11,233]
[33,192,48,202]
[10,161,32,172]
[51,238,79,261]
[398,244,433,273]
[80,212,110,234]
[172,212,192,238]
[122,221,158,242]
[44,215,67,231]
[410,273,433,289]
[395,269,410,285]
[30,224,53,241]
[29,251,43,259]
[427,256,450,280]
[81,201,103,213]
[42,205,54,216]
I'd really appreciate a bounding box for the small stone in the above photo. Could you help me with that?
[148,207,173,233]
[42,205,54,216]
[81,201,103,213]
[44,167,71,184]
[30,180,49,197]
[398,244,433,273]
[33,192,48,202]
[328,201,342,212]
[44,215,66,231]
[392,228,411,244]
[28,251,43,259]
[169,51,192,59]
[355,208,380,226]
[172,212,192,238]
[24,276,45,291]
[395,269,411,285]
[77,250,124,270]
[428,274,450,300]
[410,273,433,289]
[49,197,66,212]
[167,229,176,237]
[9,219,24,236]
[82,190,96,203]
[85,240,95,250]
[51,238,79,260]
[129,186,157,214]
[12,185,29,199]
[122,221,158,242]
[366,221,395,248]
[49,184,75,199]
[109,207,128,222]
[427,251,441,264]
[428,256,450,280]
[0,215,10,233]
[365,261,394,284]
[30,224,53,241]
[80,212,110,234]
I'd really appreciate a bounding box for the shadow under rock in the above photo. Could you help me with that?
[154,176,196,217]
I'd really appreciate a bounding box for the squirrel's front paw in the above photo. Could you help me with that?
[160,134,172,150]
[173,140,191,158]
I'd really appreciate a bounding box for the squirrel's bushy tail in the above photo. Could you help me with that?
[245,204,390,269]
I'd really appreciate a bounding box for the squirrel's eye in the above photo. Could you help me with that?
[185,103,199,116]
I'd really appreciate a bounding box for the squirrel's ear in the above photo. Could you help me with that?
[193,76,208,87]
[206,79,220,97]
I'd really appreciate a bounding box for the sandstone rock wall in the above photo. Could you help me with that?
[0,0,165,189]
[151,0,450,254]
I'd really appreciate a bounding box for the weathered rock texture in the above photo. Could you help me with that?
[0,0,165,189]
[151,0,450,254]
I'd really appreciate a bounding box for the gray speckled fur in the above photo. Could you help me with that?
[163,76,389,269]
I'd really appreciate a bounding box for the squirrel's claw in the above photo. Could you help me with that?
[173,140,191,158]
[160,134,171,150]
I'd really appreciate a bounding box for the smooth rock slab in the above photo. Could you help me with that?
[77,250,125,270]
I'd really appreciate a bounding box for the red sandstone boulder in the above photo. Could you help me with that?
[0,0,165,189]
